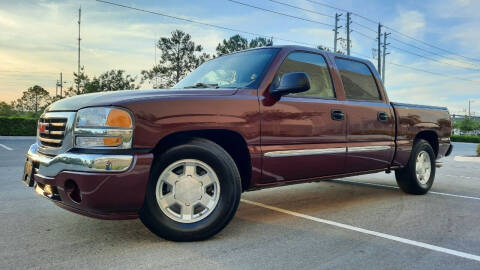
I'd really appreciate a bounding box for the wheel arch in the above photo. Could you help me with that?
[414,130,439,157]
[151,129,252,191]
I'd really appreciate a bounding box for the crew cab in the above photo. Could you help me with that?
[23,45,452,241]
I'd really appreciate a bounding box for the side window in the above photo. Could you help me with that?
[274,52,335,99]
[335,58,381,101]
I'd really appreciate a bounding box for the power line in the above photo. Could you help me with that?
[353,30,376,41]
[352,21,377,33]
[268,0,334,18]
[226,0,333,27]
[305,0,379,24]
[351,50,476,83]
[301,0,480,64]
[390,36,480,68]
[95,0,320,48]
[383,25,480,63]
[389,44,480,72]
[96,0,476,85]
[388,62,475,82]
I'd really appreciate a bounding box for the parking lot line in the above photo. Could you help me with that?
[331,179,480,201]
[444,174,478,180]
[241,199,480,262]
[0,143,13,151]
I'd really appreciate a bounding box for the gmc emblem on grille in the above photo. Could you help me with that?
[38,123,49,134]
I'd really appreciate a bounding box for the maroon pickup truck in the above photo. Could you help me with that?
[23,45,452,241]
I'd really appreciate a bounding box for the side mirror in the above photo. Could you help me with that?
[269,72,310,97]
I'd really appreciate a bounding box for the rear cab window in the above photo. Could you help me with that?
[334,58,382,101]
[275,52,335,99]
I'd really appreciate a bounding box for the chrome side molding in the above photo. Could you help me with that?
[347,146,391,153]
[264,147,347,157]
[264,145,392,157]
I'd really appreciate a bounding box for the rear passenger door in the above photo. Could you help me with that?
[334,58,395,172]
[260,51,348,184]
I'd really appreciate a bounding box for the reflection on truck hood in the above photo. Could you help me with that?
[46,88,238,111]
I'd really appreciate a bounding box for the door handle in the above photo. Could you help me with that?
[378,112,389,122]
[331,110,345,121]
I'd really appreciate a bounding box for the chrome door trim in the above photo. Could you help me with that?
[264,147,346,157]
[347,146,391,153]
[264,145,392,157]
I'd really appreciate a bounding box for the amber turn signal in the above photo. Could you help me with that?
[106,109,132,128]
[103,137,122,146]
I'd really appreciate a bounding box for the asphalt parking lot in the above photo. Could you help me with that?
[1,138,480,269]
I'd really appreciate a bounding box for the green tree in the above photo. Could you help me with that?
[216,34,273,55]
[14,85,51,113]
[457,117,480,132]
[317,45,344,54]
[64,66,90,97]
[0,102,14,116]
[141,29,211,88]
[84,70,139,94]
[65,68,139,96]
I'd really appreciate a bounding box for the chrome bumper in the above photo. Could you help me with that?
[27,143,133,178]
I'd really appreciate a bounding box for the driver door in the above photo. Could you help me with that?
[260,51,348,184]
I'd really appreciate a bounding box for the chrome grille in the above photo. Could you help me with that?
[38,117,68,147]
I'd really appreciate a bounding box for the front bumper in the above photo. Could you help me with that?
[26,143,134,179]
[24,143,154,219]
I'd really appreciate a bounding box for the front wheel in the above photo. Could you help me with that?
[395,139,436,195]
[139,138,242,241]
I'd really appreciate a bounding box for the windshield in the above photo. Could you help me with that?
[173,48,279,89]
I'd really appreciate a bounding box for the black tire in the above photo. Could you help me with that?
[395,139,436,195]
[139,138,242,241]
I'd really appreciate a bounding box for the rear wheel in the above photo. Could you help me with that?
[395,139,436,195]
[139,138,242,241]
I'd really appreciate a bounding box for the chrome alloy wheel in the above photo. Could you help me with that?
[415,150,431,184]
[155,159,221,223]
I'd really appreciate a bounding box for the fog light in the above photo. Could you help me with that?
[43,184,53,196]
[76,136,122,148]
[35,184,53,197]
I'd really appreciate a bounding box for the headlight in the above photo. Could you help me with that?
[74,107,134,149]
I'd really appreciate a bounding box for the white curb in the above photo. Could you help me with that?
[454,156,480,163]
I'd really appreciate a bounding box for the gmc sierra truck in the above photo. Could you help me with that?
[23,45,453,241]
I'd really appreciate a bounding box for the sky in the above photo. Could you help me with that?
[0,0,479,115]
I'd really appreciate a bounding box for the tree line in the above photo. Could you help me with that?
[1,29,338,117]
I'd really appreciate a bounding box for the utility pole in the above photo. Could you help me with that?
[60,72,63,97]
[56,72,66,97]
[469,100,475,118]
[377,23,382,77]
[346,12,351,56]
[154,38,158,87]
[382,32,390,83]
[333,13,342,53]
[77,7,81,94]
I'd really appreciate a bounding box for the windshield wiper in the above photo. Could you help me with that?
[183,82,219,89]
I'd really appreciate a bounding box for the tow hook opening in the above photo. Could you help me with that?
[64,179,82,203]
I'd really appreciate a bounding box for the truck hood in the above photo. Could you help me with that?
[47,88,238,111]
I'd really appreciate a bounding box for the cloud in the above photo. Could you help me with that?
[0,0,235,101]
[391,10,426,38]
[0,0,479,116]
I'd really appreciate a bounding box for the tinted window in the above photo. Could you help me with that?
[174,48,279,89]
[274,52,335,98]
[335,58,381,101]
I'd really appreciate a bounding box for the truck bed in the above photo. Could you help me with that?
[390,102,452,167]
